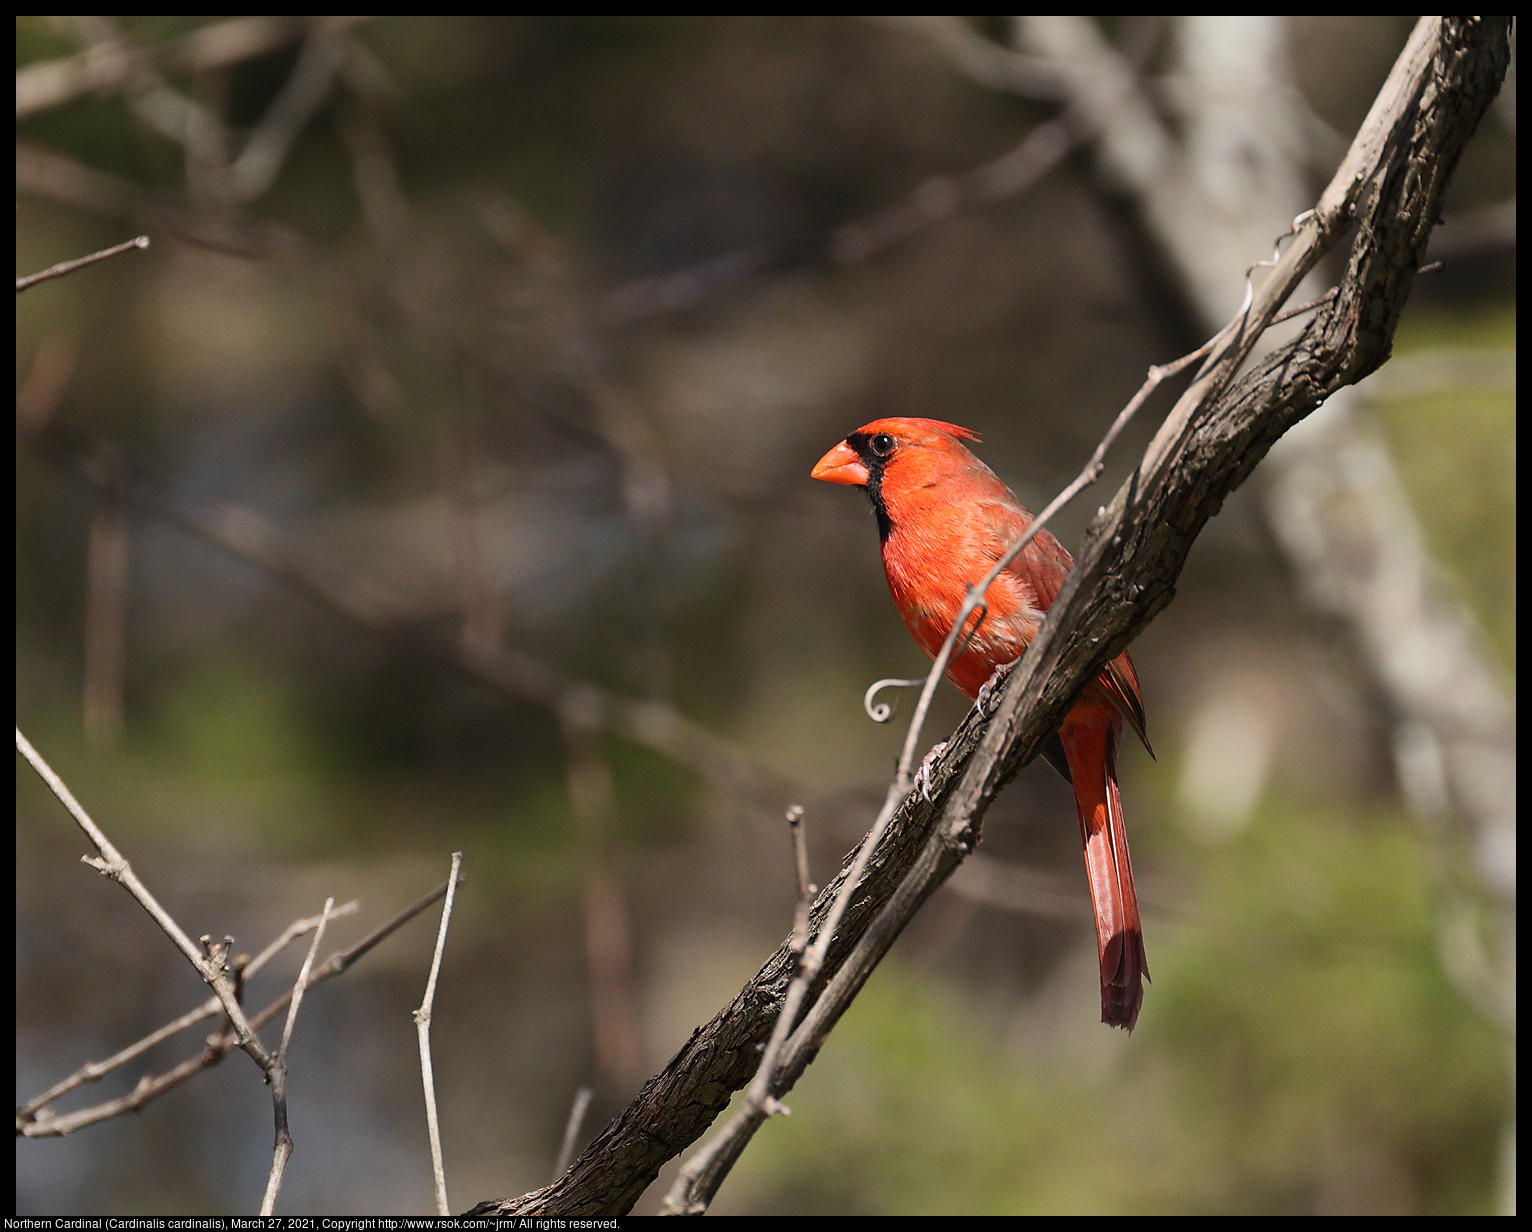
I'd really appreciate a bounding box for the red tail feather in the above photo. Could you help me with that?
[1060,712,1148,1031]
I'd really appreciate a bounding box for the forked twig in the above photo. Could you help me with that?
[16,900,358,1128]
[416,851,463,1216]
[16,728,276,1078]
[19,880,459,1137]
[261,896,334,1215]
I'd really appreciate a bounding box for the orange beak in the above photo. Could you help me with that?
[811,440,869,486]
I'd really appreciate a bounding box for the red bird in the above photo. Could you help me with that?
[812,417,1151,1030]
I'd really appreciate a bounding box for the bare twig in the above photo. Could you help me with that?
[16,235,148,292]
[16,728,275,1080]
[785,805,814,948]
[261,896,334,1215]
[19,878,453,1137]
[553,1087,596,1183]
[661,805,817,1214]
[416,852,463,1217]
[16,899,357,1128]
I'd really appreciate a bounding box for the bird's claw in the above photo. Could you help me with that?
[914,740,949,802]
[975,658,1020,710]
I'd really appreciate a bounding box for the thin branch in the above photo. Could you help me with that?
[415,852,463,1217]
[16,900,357,1128]
[553,1088,596,1183]
[16,17,325,119]
[261,896,334,1216]
[16,728,276,1082]
[662,805,816,1213]
[561,699,642,1092]
[875,17,1070,101]
[18,879,455,1137]
[16,235,149,292]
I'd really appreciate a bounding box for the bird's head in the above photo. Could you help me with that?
[812,417,987,543]
[810,417,982,489]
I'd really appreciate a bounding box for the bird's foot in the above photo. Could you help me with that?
[975,657,1020,710]
[913,740,949,802]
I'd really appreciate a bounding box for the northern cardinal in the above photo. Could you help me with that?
[813,417,1151,1030]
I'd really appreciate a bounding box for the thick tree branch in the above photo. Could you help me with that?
[465,15,1508,1216]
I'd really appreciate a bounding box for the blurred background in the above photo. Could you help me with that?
[16,16,1514,1216]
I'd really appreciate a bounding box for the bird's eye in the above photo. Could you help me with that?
[869,433,895,457]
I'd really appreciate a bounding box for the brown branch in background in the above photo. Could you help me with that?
[443,365,503,658]
[83,492,129,747]
[604,105,1088,325]
[561,696,643,1094]
[16,17,326,119]
[27,18,351,210]
[943,852,1094,922]
[24,421,794,813]
[876,16,1070,100]
[18,878,456,1137]
[602,15,1167,324]
[15,234,149,292]
[214,22,349,206]
[14,332,77,434]
[15,144,140,216]
[337,94,412,249]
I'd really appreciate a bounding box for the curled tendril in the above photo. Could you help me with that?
[1236,208,1316,322]
[863,677,927,724]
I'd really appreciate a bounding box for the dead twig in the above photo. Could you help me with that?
[260,897,334,1215]
[16,728,276,1081]
[16,235,149,292]
[18,878,458,1137]
[415,852,463,1216]
[553,1088,596,1183]
[662,805,814,1213]
[16,899,357,1130]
